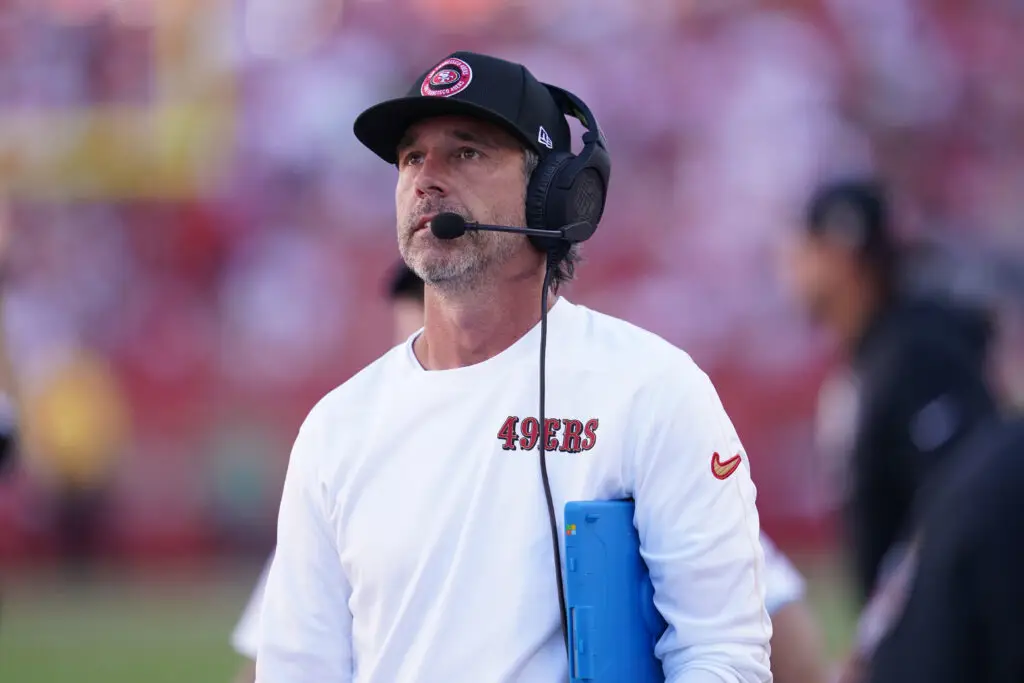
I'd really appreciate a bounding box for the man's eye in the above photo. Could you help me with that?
[457,148,481,160]
[401,152,424,166]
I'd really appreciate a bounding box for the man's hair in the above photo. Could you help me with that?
[806,177,899,295]
[523,148,581,293]
[386,260,424,303]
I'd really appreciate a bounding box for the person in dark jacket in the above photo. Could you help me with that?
[782,178,999,604]
[838,415,1024,683]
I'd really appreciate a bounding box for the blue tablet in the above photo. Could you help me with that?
[564,499,667,683]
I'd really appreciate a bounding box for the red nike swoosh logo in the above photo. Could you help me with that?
[711,452,742,480]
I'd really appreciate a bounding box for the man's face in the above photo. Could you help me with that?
[391,298,425,345]
[779,234,858,326]
[394,115,531,289]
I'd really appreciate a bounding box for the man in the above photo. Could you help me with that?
[240,264,827,683]
[782,178,998,604]
[229,260,426,683]
[256,51,772,682]
[865,416,1024,683]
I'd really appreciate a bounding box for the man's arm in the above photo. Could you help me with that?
[255,409,354,683]
[631,363,772,683]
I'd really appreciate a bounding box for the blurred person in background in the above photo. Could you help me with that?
[0,202,129,579]
[861,414,1024,683]
[0,195,18,476]
[20,348,129,576]
[835,409,1024,683]
[782,177,999,608]
[229,260,424,683]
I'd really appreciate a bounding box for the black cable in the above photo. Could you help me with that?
[538,253,569,658]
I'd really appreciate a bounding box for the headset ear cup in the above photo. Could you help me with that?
[526,152,573,252]
[567,167,606,226]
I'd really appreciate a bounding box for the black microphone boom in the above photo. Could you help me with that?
[429,212,594,244]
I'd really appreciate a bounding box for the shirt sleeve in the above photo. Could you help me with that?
[255,409,354,683]
[631,364,773,683]
[231,553,274,660]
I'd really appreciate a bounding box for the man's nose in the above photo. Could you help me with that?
[414,153,449,198]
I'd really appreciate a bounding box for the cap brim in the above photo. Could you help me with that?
[353,96,539,165]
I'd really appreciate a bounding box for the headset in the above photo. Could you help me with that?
[528,85,610,663]
[525,85,612,255]
[430,84,612,666]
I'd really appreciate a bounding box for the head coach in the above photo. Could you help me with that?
[255,52,773,683]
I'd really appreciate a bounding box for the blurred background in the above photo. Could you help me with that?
[0,0,1021,681]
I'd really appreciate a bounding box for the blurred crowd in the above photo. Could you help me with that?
[0,0,1022,563]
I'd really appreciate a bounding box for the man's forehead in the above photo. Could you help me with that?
[398,116,519,149]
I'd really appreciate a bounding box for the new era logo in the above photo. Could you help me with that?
[538,126,553,149]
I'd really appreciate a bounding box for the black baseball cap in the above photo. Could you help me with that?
[805,178,896,262]
[353,51,572,165]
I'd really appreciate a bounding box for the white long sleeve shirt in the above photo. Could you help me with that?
[232,552,274,660]
[256,298,772,683]
[238,539,794,665]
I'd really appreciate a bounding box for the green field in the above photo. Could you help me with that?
[0,564,257,683]
[0,558,857,683]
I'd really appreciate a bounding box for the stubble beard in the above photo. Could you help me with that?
[399,210,524,295]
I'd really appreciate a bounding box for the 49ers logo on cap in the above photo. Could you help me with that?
[421,57,473,98]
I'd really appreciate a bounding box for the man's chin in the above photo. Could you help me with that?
[418,258,485,290]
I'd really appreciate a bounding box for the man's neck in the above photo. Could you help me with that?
[413,271,556,371]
